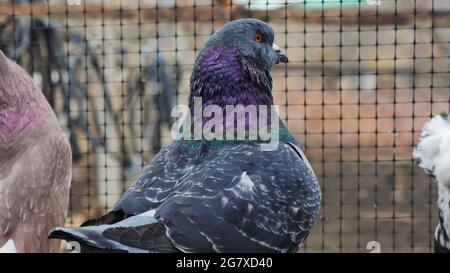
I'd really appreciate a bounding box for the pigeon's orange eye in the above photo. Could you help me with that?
[254,33,263,43]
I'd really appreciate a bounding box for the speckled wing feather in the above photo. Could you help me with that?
[108,140,320,253]
[113,141,201,214]
[50,210,177,253]
[50,140,320,253]
[102,222,173,252]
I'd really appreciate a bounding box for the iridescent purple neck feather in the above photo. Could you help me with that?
[189,45,273,110]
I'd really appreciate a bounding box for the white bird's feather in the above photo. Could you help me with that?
[414,113,450,251]
[435,183,450,250]
[413,113,450,188]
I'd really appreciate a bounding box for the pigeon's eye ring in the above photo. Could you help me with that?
[254,33,264,43]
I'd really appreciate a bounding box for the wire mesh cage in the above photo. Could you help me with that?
[0,0,449,253]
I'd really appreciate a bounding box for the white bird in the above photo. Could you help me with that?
[413,113,450,252]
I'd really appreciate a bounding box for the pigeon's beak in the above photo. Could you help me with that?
[273,43,289,64]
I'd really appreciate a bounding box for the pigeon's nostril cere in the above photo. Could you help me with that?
[272,43,281,52]
[272,43,288,63]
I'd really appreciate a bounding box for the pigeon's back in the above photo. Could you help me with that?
[100,137,321,253]
[0,50,71,252]
[162,141,320,252]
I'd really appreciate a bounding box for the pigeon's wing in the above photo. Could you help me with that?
[0,128,71,252]
[49,210,178,253]
[153,142,321,253]
[112,141,201,216]
[78,141,200,227]
[286,141,315,175]
[50,141,320,253]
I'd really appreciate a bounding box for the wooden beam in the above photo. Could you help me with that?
[0,3,448,27]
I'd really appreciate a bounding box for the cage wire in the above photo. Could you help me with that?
[0,0,449,253]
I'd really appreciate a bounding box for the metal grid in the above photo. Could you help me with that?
[0,0,449,252]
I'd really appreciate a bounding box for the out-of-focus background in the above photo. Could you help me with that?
[0,0,449,252]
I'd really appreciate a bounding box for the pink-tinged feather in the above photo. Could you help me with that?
[0,50,71,252]
[0,50,53,145]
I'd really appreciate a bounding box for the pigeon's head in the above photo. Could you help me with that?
[190,19,288,106]
[201,18,288,70]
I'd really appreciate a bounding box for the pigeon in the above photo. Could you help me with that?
[413,113,450,253]
[49,18,321,253]
[0,50,72,252]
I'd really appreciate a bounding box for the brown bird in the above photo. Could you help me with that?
[0,50,71,252]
